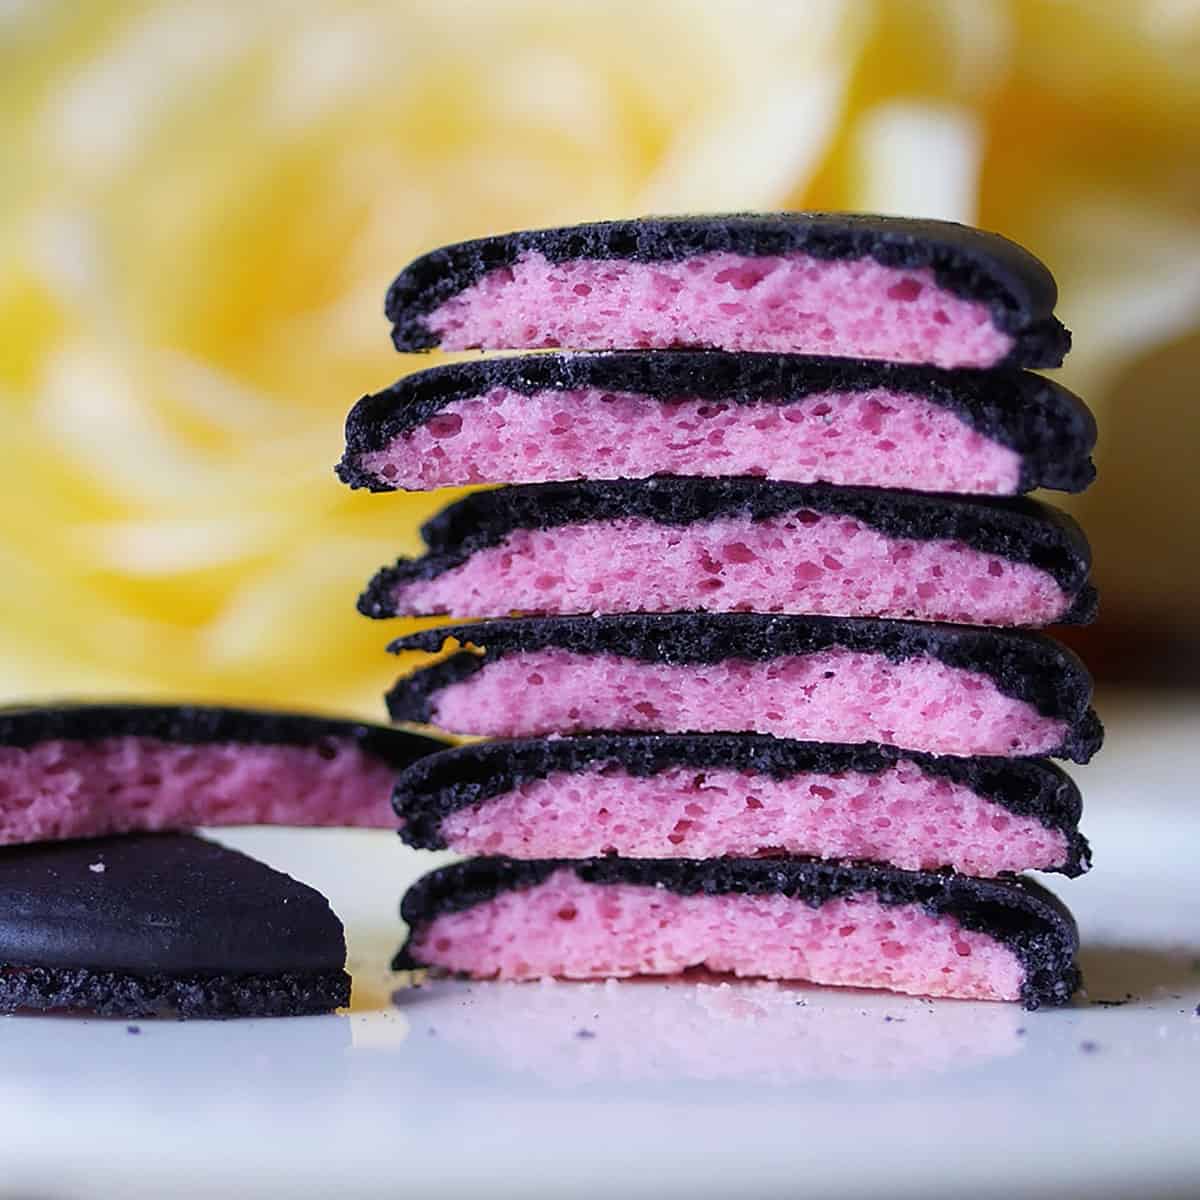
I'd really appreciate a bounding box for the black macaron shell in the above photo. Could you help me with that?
[0,834,346,975]
[392,734,1090,876]
[385,214,1068,367]
[356,479,1093,620]
[395,854,1080,1008]
[337,352,1095,494]
[0,701,446,767]
[384,617,1103,763]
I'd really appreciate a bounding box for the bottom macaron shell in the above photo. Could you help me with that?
[397,859,1080,1008]
[0,965,350,1019]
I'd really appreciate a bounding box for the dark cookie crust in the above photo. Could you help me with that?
[0,964,350,1019]
[395,855,1080,1008]
[359,477,1095,622]
[385,214,1069,367]
[384,615,1103,762]
[392,734,1090,876]
[0,701,445,766]
[337,352,1096,494]
[0,834,347,975]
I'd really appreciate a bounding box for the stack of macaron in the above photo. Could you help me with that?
[0,703,443,1016]
[340,214,1101,1009]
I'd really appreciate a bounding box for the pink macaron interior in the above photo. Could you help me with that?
[407,869,1027,1002]
[434,759,1070,876]
[425,252,1015,368]
[390,514,1070,627]
[361,385,1023,494]
[419,648,1070,758]
[0,736,399,845]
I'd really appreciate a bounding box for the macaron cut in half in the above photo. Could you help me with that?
[385,213,1070,369]
[0,703,447,846]
[395,855,1081,1009]
[338,352,1095,495]
[386,615,1103,762]
[393,734,1091,878]
[361,478,1097,628]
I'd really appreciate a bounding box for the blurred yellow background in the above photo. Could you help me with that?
[2,0,1199,719]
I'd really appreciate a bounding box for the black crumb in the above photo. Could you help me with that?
[883,1015,906,1023]
[126,1025,141,1035]
[794,999,807,1007]
[1093,998,1129,1008]
[1079,1040,1100,1054]
[1015,1027,1027,1037]
[1193,1004,1199,1017]
[575,1028,597,1040]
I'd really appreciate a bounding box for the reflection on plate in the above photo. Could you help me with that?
[392,971,1023,1086]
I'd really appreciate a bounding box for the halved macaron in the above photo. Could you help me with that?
[386,214,1069,368]
[386,615,1102,762]
[338,353,1095,494]
[361,479,1096,628]
[395,856,1081,1008]
[393,735,1090,877]
[0,833,349,1018]
[0,703,446,846]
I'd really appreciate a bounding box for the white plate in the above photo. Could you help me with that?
[2,692,1198,1200]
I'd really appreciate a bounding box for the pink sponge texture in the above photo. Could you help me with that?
[363,385,1023,494]
[405,869,1026,1001]
[426,253,1015,369]
[422,648,1071,758]
[0,736,398,845]
[436,761,1071,876]
[389,514,1070,627]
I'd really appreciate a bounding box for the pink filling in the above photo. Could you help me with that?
[426,648,1069,757]
[394,515,1067,627]
[426,252,1015,368]
[409,871,1026,1001]
[437,761,1068,875]
[362,386,1022,494]
[0,737,399,844]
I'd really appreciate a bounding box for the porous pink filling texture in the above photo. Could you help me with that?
[426,252,1015,368]
[437,761,1068,875]
[427,648,1069,757]
[394,515,1067,627]
[409,871,1026,1001]
[0,737,399,844]
[362,386,1022,493]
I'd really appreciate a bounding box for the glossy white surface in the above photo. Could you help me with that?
[2,692,1198,1200]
